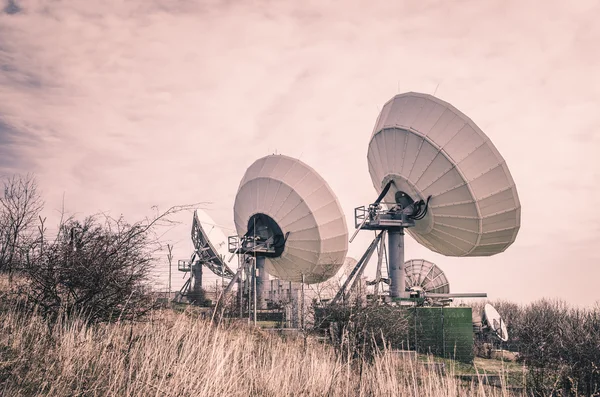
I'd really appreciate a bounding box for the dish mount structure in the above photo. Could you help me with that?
[334,92,521,303]
[177,209,237,302]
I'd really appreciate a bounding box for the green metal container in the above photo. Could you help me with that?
[411,306,474,363]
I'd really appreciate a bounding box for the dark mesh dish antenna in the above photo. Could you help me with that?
[405,259,450,294]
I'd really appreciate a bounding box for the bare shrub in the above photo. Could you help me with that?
[508,299,600,396]
[556,305,600,396]
[0,173,44,276]
[315,300,410,361]
[19,205,196,325]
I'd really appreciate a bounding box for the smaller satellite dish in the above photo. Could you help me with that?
[483,303,509,342]
[192,209,235,278]
[333,257,359,286]
[343,257,358,273]
[404,259,450,294]
[233,154,348,284]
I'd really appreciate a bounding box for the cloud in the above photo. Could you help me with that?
[2,0,20,15]
[0,118,24,170]
[1,0,599,304]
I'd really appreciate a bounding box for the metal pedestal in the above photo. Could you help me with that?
[192,263,203,292]
[255,256,267,310]
[388,228,407,298]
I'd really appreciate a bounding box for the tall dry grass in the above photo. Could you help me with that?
[0,304,520,397]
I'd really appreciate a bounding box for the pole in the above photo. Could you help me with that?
[238,254,244,318]
[253,257,257,326]
[221,259,224,289]
[237,269,243,318]
[388,228,406,298]
[247,266,251,321]
[288,281,292,328]
[167,244,173,301]
[301,273,305,331]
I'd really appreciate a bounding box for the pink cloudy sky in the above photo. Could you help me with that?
[1,0,599,305]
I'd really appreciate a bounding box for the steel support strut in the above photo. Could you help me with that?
[331,231,384,305]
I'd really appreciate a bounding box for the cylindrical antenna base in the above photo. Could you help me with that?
[192,263,203,292]
[388,228,407,298]
[256,256,267,309]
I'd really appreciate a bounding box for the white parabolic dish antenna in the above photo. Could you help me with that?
[233,154,348,284]
[195,209,232,264]
[367,92,521,256]
[483,303,509,342]
[404,259,450,294]
[191,209,235,277]
[338,256,358,284]
[343,257,358,273]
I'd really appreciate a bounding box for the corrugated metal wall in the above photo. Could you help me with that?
[314,305,475,363]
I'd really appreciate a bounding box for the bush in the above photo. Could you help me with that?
[0,303,518,397]
[471,298,600,396]
[18,215,158,324]
[14,204,196,325]
[314,301,409,361]
[186,287,211,306]
[0,173,43,275]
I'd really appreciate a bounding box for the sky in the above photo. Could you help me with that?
[1,0,599,306]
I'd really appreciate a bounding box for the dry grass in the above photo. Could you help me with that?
[0,303,523,397]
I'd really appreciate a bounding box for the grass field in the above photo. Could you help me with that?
[0,299,525,397]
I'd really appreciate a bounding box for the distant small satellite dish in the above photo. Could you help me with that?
[367,92,521,257]
[343,257,358,273]
[483,303,509,342]
[336,256,360,289]
[233,154,348,284]
[404,259,450,294]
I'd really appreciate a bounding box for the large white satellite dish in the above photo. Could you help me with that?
[483,303,509,342]
[233,154,348,284]
[367,92,521,257]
